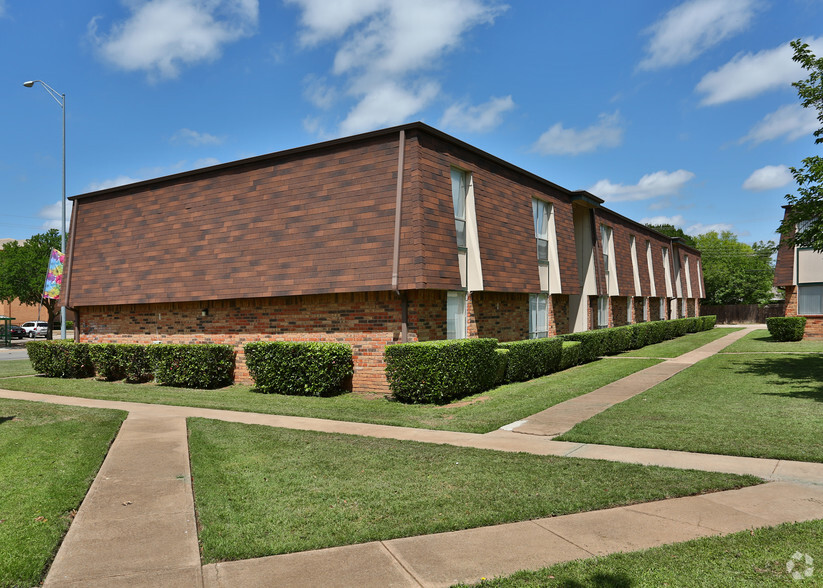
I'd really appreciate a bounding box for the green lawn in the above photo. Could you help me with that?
[1,358,659,433]
[0,359,36,378]
[721,329,823,353]
[0,399,126,587]
[617,327,742,358]
[558,353,823,462]
[188,418,759,564]
[459,519,822,587]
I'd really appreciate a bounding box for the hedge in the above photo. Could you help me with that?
[26,341,95,378]
[494,348,509,386]
[89,344,153,383]
[766,316,806,342]
[244,341,353,397]
[559,340,581,370]
[145,344,234,389]
[385,338,499,404]
[498,337,563,382]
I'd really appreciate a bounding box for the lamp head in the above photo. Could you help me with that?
[23,81,35,88]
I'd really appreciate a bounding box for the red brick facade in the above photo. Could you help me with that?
[783,286,823,338]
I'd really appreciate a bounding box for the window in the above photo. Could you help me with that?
[627,296,633,323]
[447,291,466,339]
[601,225,611,282]
[451,168,468,249]
[643,298,649,321]
[659,298,665,319]
[529,293,548,338]
[532,199,550,261]
[798,284,823,315]
[597,296,608,328]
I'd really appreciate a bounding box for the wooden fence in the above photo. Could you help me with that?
[700,303,786,324]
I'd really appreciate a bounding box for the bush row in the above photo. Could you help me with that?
[384,316,717,404]
[27,341,234,389]
[245,341,353,397]
[766,316,806,341]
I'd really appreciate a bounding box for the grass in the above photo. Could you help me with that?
[0,398,126,588]
[187,418,760,564]
[0,358,659,434]
[458,519,823,587]
[558,353,823,462]
[617,327,742,358]
[0,359,36,378]
[720,329,823,353]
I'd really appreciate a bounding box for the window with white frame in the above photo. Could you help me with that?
[597,296,609,328]
[643,298,649,321]
[450,168,468,249]
[601,225,611,283]
[529,293,548,338]
[659,298,665,319]
[447,291,466,339]
[627,296,633,323]
[532,199,550,262]
[798,284,823,315]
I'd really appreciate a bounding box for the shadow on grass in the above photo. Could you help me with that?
[732,355,823,403]
[551,572,633,587]
[0,415,14,424]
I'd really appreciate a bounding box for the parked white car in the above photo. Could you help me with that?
[21,321,49,338]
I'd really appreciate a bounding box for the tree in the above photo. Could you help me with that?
[694,231,776,305]
[644,224,697,248]
[777,39,823,252]
[0,229,62,339]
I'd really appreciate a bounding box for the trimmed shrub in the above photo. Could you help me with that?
[494,348,509,386]
[683,317,701,333]
[560,330,607,364]
[146,344,234,389]
[559,340,581,371]
[602,326,632,355]
[766,316,806,342]
[700,315,717,331]
[498,337,563,382]
[26,341,94,378]
[89,344,126,381]
[245,341,353,397]
[384,338,499,404]
[118,345,155,383]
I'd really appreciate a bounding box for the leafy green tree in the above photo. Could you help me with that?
[694,231,775,305]
[645,224,697,248]
[778,39,823,252]
[0,229,62,339]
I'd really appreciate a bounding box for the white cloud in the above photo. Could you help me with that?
[532,112,623,156]
[696,37,823,105]
[37,200,74,233]
[339,81,439,136]
[440,95,514,133]
[0,0,7,18]
[739,103,819,145]
[742,164,793,191]
[639,0,759,71]
[640,215,686,227]
[303,75,338,110]
[171,128,223,146]
[287,0,506,135]
[589,170,695,202]
[686,222,734,234]
[88,0,259,81]
[86,175,142,191]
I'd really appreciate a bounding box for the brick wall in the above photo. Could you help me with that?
[550,294,569,335]
[784,286,823,338]
[470,291,529,341]
[611,297,629,327]
[633,297,646,322]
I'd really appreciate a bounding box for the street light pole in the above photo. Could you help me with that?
[23,80,67,340]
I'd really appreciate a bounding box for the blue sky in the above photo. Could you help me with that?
[2,0,822,246]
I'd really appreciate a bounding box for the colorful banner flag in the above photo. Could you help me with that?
[43,249,65,300]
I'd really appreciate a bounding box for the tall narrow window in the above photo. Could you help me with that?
[597,296,608,328]
[532,199,550,261]
[451,169,468,249]
[798,285,823,315]
[600,225,612,287]
[447,291,466,339]
[659,298,665,320]
[529,293,548,338]
[643,299,649,321]
[627,296,633,323]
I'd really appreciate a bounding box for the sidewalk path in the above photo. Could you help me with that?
[3,323,822,586]
[510,325,758,437]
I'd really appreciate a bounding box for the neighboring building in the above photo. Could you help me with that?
[774,206,823,338]
[64,123,704,393]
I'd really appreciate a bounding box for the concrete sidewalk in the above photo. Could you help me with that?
[511,325,757,437]
[3,322,821,586]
